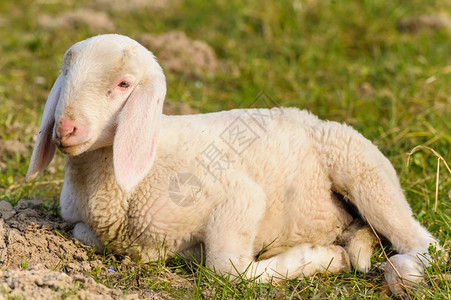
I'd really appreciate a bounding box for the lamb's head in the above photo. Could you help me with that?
[54,34,164,155]
[27,34,167,192]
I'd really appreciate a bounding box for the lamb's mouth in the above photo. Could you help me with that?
[55,140,91,155]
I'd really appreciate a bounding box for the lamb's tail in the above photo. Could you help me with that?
[310,121,436,256]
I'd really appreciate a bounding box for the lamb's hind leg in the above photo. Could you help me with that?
[313,122,438,296]
[336,219,378,273]
[204,173,350,282]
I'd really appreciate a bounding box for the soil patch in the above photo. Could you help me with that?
[139,31,219,76]
[38,9,116,32]
[0,200,162,299]
[398,14,451,33]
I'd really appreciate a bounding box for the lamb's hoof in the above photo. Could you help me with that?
[329,245,352,273]
[384,254,425,297]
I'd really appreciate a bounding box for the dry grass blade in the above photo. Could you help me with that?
[366,220,413,300]
[407,145,451,212]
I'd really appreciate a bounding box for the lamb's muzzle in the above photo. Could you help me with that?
[53,119,79,149]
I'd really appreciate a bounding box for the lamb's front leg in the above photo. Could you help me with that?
[204,174,350,282]
[73,222,103,251]
[60,183,103,251]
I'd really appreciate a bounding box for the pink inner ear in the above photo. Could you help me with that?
[113,81,164,193]
[126,139,155,181]
[127,139,155,177]
[150,140,154,156]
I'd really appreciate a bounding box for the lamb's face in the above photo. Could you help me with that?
[52,35,145,156]
[26,34,166,188]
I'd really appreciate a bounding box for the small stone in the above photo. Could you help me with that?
[0,201,15,220]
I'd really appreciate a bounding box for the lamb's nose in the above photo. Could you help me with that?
[56,119,76,140]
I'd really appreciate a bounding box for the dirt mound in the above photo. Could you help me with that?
[90,0,174,12]
[139,31,218,76]
[0,269,140,300]
[0,200,93,271]
[163,100,199,115]
[38,9,116,32]
[0,139,28,171]
[0,200,152,299]
[0,140,27,159]
[398,14,451,33]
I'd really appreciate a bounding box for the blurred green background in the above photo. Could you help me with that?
[0,0,449,296]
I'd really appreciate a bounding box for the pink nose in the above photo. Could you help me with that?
[56,119,76,140]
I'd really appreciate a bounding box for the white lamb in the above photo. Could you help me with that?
[27,34,439,296]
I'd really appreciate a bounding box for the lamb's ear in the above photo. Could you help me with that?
[113,77,165,193]
[26,74,63,180]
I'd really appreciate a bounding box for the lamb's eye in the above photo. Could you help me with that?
[118,81,131,88]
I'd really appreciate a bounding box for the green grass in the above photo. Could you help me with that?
[0,0,450,298]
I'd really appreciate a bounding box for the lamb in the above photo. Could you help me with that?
[27,34,440,297]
